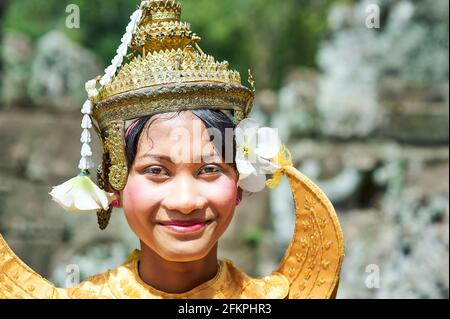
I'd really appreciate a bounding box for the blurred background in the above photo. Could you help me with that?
[0,0,448,298]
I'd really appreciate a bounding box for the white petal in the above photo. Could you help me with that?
[81,115,92,129]
[81,143,92,157]
[81,100,93,114]
[235,118,259,146]
[108,69,118,79]
[236,152,256,178]
[99,75,111,86]
[238,173,267,193]
[72,185,102,211]
[49,175,115,212]
[104,65,115,75]
[121,33,132,45]
[87,89,98,99]
[107,69,117,79]
[78,157,94,170]
[80,129,91,143]
[135,11,143,22]
[234,129,245,147]
[49,178,76,208]
[255,127,282,159]
[254,157,281,175]
[104,66,117,78]
[85,79,97,93]
[117,43,128,56]
[237,118,260,131]
[111,55,123,68]
[94,187,115,210]
[77,176,115,211]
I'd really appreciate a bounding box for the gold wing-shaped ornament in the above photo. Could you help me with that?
[0,234,65,298]
[274,166,345,299]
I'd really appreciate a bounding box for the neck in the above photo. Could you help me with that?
[137,242,219,294]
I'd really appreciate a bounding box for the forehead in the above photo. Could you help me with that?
[136,111,217,158]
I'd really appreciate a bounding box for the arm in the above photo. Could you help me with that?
[275,166,345,299]
[0,234,64,298]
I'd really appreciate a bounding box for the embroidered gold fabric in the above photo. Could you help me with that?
[0,166,344,299]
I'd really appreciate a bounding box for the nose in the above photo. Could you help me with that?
[161,173,207,215]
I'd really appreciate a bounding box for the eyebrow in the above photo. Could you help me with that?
[138,154,171,162]
[137,153,221,164]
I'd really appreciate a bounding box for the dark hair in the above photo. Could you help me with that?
[125,109,237,170]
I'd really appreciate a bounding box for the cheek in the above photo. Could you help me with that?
[122,177,160,221]
[202,177,238,210]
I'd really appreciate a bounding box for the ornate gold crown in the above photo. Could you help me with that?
[92,0,255,129]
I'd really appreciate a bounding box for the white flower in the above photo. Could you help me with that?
[80,129,91,143]
[104,65,116,77]
[81,100,93,115]
[235,118,282,192]
[116,43,128,56]
[140,1,149,10]
[49,175,115,212]
[121,33,132,45]
[81,143,92,157]
[99,75,111,86]
[78,157,94,171]
[85,80,98,99]
[111,55,124,68]
[81,114,92,129]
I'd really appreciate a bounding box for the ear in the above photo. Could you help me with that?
[237,186,243,201]
[105,182,122,207]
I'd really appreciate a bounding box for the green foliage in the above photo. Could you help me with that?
[242,227,264,247]
[3,0,345,89]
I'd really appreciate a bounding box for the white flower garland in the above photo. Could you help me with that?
[78,4,145,172]
[50,2,147,213]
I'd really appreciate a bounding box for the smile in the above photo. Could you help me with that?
[158,219,214,234]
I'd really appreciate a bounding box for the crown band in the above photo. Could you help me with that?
[94,82,253,129]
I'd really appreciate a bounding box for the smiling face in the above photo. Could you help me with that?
[119,111,240,262]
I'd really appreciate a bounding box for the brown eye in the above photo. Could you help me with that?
[144,166,169,176]
[199,164,223,175]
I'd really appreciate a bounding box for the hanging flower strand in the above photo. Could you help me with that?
[99,5,144,87]
[49,3,146,213]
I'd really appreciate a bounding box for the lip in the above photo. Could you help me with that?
[157,219,213,234]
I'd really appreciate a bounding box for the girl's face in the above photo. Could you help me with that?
[119,112,239,262]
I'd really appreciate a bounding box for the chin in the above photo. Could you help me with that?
[157,241,214,262]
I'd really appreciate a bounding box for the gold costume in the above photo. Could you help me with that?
[0,0,344,299]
